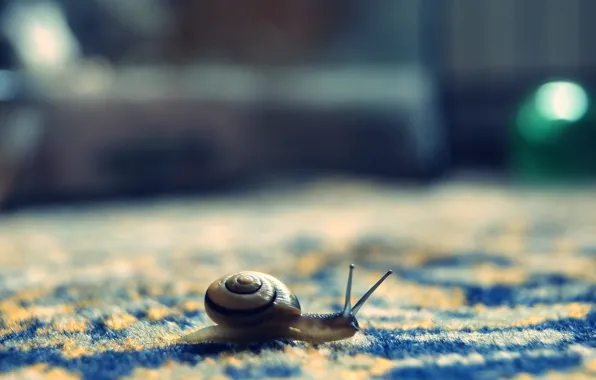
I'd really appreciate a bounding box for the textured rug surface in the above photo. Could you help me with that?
[0,179,595,379]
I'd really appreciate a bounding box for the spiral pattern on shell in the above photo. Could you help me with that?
[204,271,301,327]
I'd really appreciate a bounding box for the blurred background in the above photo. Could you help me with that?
[0,0,595,211]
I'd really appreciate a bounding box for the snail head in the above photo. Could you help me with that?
[340,264,393,330]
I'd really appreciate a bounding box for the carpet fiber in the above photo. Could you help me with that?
[0,180,595,379]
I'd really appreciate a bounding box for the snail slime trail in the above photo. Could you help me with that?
[181,264,393,344]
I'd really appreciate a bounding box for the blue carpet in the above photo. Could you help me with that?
[0,180,595,379]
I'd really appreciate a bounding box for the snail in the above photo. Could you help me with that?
[180,264,392,344]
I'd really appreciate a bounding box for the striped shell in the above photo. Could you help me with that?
[204,271,301,327]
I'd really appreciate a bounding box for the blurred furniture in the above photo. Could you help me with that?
[4,64,445,207]
[1,0,446,209]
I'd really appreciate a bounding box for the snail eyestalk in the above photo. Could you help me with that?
[350,269,393,316]
[342,264,355,317]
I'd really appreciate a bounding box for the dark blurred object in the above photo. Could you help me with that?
[58,0,172,63]
[166,0,339,65]
[0,35,17,69]
[165,0,426,66]
[3,65,445,208]
[0,71,44,208]
[0,1,445,209]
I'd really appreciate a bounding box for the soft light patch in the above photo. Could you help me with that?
[473,263,527,286]
[103,313,138,330]
[535,81,588,122]
[511,315,548,327]
[412,285,466,309]
[36,318,88,335]
[61,338,91,359]
[0,302,74,328]
[483,235,526,255]
[125,359,230,380]
[294,251,329,276]
[146,306,172,321]
[0,364,81,379]
[53,318,88,333]
[179,300,204,313]
[357,275,466,309]
[568,303,592,319]
[402,328,570,347]
[368,320,435,331]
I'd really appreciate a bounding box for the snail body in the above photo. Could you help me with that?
[181,264,392,344]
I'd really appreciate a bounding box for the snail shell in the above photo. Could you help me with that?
[204,271,301,327]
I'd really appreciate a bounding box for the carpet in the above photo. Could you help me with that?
[0,179,595,379]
